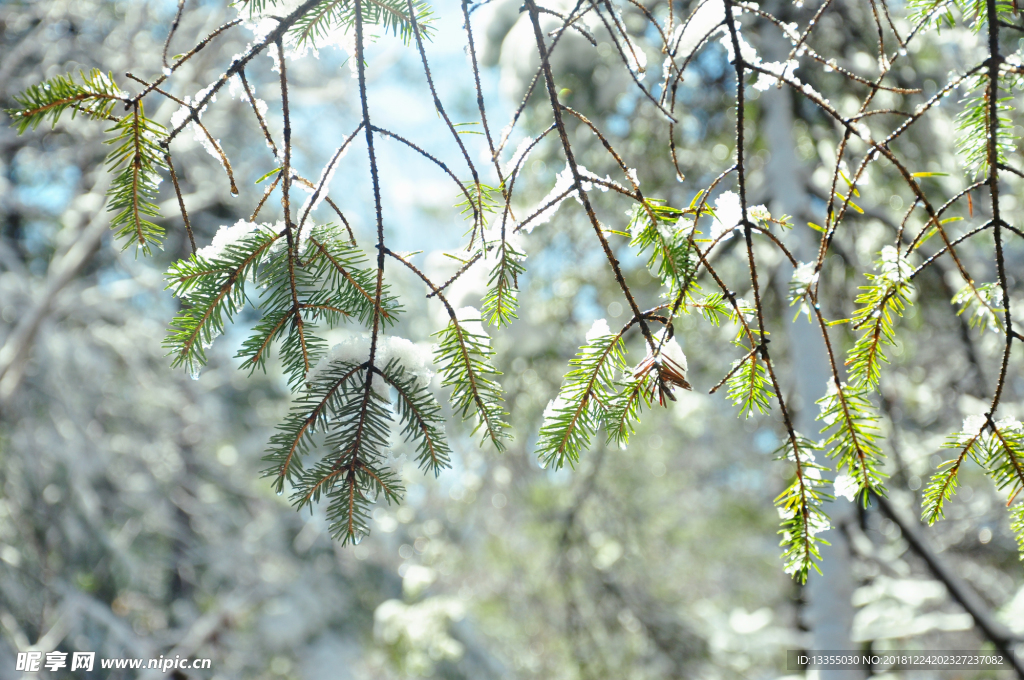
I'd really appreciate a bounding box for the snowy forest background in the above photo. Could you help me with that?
[1,0,1024,678]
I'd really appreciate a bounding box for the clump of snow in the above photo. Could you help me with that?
[454,306,487,337]
[193,125,223,163]
[542,395,568,422]
[174,221,282,300]
[243,1,357,73]
[791,261,819,290]
[306,334,435,391]
[606,4,647,79]
[306,335,370,385]
[819,379,842,427]
[496,123,515,158]
[655,328,688,373]
[748,204,771,222]
[626,167,640,189]
[228,75,244,100]
[719,27,757,65]
[383,336,435,388]
[806,511,831,537]
[170,103,192,130]
[710,192,772,241]
[267,42,282,73]
[711,191,742,241]
[633,328,688,377]
[522,163,620,231]
[783,440,817,465]
[168,84,225,163]
[833,473,859,501]
[228,74,269,116]
[961,414,987,437]
[578,166,614,194]
[754,60,799,91]
[662,54,675,85]
[668,2,819,105]
[672,0,726,61]
[621,35,648,80]
[585,318,612,343]
[996,417,1024,433]
[523,164,577,232]
[789,261,819,321]
[877,245,913,285]
[196,219,260,262]
[503,136,537,177]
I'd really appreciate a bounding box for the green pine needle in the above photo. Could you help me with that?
[628,199,698,297]
[537,329,626,469]
[773,435,830,583]
[846,246,913,389]
[434,315,510,450]
[603,371,654,447]
[726,348,774,418]
[481,240,526,328]
[816,381,888,503]
[290,0,436,48]
[378,359,452,476]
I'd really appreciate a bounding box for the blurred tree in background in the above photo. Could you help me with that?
[1,0,1024,679]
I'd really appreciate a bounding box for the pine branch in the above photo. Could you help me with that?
[262,360,368,490]
[164,229,279,377]
[773,435,830,583]
[308,230,402,327]
[726,347,773,418]
[231,225,400,389]
[956,84,1016,177]
[481,240,526,328]
[1012,503,1024,559]
[926,418,1024,556]
[627,199,698,297]
[376,360,452,475]
[105,104,168,254]
[691,293,730,327]
[817,381,888,502]
[456,181,500,223]
[952,280,1004,333]
[433,314,510,450]
[986,420,1024,505]
[907,0,1016,32]
[922,426,986,524]
[846,246,913,389]
[289,0,436,48]
[8,73,169,255]
[6,69,125,132]
[537,329,627,469]
[603,371,653,447]
[293,374,399,544]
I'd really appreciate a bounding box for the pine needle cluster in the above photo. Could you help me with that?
[923,418,1024,558]
[481,240,526,328]
[294,0,435,46]
[773,436,831,583]
[433,314,510,450]
[6,70,168,254]
[537,330,627,469]
[817,381,888,504]
[847,246,913,389]
[627,199,698,297]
